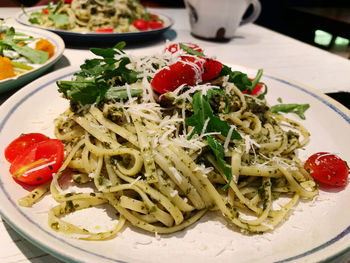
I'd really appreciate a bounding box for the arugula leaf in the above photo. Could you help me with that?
[186,91,241,140]
[105,88,143,100]
[179,43,205,57]
[53,0,63,14]
[206,136,232,189]
[219,66,266,98]
[185,91,241,188]
[270,103,310,120]
[48,13,69,27]
[57,80,108,105]
[207,88,230,113]
[28,17,40,24]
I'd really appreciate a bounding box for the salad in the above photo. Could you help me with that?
[0,25,55,81]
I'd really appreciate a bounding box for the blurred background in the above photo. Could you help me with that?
[2,0,350,58]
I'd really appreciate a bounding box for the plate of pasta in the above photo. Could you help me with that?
[0,42,350,263]
[16,0,173,43]
[0,24,64,93]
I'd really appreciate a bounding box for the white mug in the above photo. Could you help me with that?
[184,0,261,40]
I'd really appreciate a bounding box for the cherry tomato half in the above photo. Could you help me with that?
[201,58,223,81]
[42,8,50,14]
[95,28,114,33]
[151,61,197,94]
[304,152,349,187]
[133,19,148,31]
[148,20,163,29]
[9,139,64,185]
[4,133,49,163]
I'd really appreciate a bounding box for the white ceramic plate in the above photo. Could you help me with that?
[16,7,173,44]
[0,24,65,94]
[0,66,350,263]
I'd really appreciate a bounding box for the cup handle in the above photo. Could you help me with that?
[240,0,262,26]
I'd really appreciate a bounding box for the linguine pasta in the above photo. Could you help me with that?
[29,0,149,33]
[18,43,318,240]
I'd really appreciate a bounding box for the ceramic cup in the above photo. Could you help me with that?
[184,0,261,41]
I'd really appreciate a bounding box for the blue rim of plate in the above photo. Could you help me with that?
[0,24,65,93]
[0,68,350,263]
[16,7,174,42]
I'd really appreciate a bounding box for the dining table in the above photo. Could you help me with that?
[1,5,350,263]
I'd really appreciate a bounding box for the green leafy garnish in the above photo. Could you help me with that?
[105,88,143,100]
[185,91,241,140]
[219,66,266,98]
[206,136,233,189]
[185,91,241,188]
[270,103,310,120]
[57,42,141,106]
[28,17,40,24]
[53,0,63,14]
[179,43,205,57]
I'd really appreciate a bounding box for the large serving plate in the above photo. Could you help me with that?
[0,24,65,94]
[0,65,349,263]
[16,7,173,44]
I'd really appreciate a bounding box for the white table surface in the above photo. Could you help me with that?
[1,6,350,263]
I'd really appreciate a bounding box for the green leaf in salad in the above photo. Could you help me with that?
[0,27,49,64]
[270,103,310,120]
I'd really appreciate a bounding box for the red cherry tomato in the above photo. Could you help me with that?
[166,43,203,54]
[148,20,163,29]
[304,152,349,187]
[149,14,159,20]
[42,8,50,14]
[65,0,73,3]
[133,19,148,31]
[151,61,197,94]
[9,139,64,185]
[201,58,223,81]
[95,28,114,33]
[4,133,49,163]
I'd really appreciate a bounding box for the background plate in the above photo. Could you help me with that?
[16,7,174,44]
[0,24,65,94]
[0,65,350,263]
